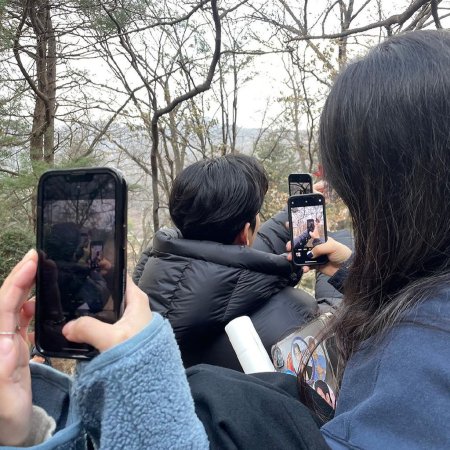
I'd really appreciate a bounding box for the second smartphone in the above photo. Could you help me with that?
[35,167,127,359]
[288,173,313,196]
[288,193,328,266]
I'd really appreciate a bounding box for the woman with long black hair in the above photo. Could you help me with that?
[298,28,450,448]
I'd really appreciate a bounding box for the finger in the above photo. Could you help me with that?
[28,332,35,346]
[63,317,114,352]
[19,299,35,341]
[284,221,289,230]
[0,252,37,333]
[122,275,148,309]
[313,181,325,193]
[286,241,292,252]
[20,299,35,324]
[306,237,337,258]
[121,276,152,326]
[1,250,37,292]
[302,266,310,274]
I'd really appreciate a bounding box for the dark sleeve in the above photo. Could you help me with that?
[327,268,348,294]
[132,247,152,284]
[314,229,354,310]
[327,256,353,294]
[188,365,331,450]
[253,208,289,255]
[254,209,303,286]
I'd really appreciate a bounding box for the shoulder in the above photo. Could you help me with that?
[322,287,450,449]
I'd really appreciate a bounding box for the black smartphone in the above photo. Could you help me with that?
[288,193,328,266]
[35,168,127,359]
[288,173,313,196]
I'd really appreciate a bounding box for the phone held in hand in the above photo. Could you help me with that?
[35,168,127,359]
[288,193,328,266]
[288,173,313,196]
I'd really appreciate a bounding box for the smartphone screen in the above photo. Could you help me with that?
[90,241,104,270]
[289,194,328,266]
[288,173,313,196]
[36,168,127,358]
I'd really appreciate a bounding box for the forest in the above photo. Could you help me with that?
[1,0,449,281]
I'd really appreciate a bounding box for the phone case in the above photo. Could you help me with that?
[271,313,337,409]
[35,167,127,359]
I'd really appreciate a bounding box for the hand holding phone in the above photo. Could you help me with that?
[301,237,352,277]
[0,251,152,446]
[62,275,152,353]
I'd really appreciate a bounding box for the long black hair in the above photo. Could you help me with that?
[319,30,450,384]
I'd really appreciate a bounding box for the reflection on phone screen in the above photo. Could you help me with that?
[291,205,325,263]
[38,174,118,354]
[290,182,312,196]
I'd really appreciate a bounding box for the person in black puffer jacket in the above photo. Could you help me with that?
[133,155,318,371]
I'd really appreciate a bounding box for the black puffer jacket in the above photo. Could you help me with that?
[133,227,317,370]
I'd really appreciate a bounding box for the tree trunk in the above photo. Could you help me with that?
[26,0,56,164]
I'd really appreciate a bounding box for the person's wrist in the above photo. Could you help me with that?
[326,265,341,277]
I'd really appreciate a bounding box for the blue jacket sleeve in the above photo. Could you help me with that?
[73,314,209,450]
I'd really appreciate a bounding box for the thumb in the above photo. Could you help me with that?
[307,238,337,258]
[62,317,115,352]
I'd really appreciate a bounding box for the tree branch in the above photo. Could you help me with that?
[12,0,50,105]
[153,0,221,121]
[288,0,431,41]
[431,0,443,28]
[0,167,20,176]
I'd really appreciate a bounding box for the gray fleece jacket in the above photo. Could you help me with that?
[1,314,208,450]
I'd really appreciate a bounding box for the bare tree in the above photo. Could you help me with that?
[12,0,57,164]
[77,0,223,232]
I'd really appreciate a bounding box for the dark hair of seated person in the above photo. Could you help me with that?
[169,154,268,245]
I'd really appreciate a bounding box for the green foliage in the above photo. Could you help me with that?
[0,228,34,284]
[77,0,149,35]
[254,131,299,221]
[255,129,298,186]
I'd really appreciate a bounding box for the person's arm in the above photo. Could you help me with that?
[63,279,209,450]
[0,250,36,447]
[326,257,352,294]
[253,209,290,255]
[70,314,209,449]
